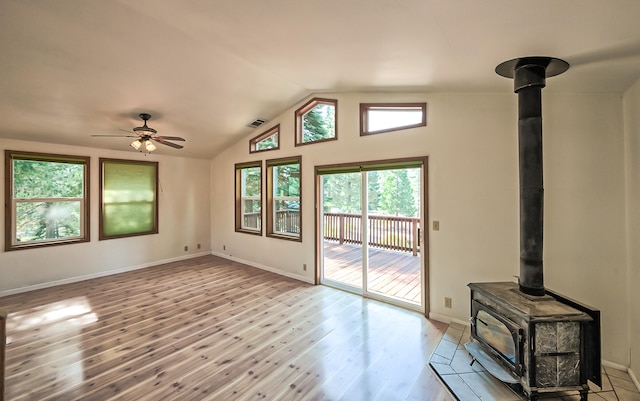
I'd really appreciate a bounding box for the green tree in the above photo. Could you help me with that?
[13,159,84,241]
[256,133,278,151]
[378,169,417,217]
[322,173,361,213]
[303,104,335,142]
[367,170,380,213]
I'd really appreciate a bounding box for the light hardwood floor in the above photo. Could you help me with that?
[1,255,452,401]
[323,242,421,304]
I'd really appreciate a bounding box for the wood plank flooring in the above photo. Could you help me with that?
[0,255,451,401]
[323,242,422,304]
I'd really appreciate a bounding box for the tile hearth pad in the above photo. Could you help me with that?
[429,322,640,401]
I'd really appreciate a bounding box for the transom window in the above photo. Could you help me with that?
[250,125,280,153]
[266,156,301,241]
[295,98,337,146]
[360,103,426,135]
[5,150,90,251]
[235,161,262,235]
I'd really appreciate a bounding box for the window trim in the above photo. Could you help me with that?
[99,158,159,240]
[360,102,427,136]
[4,150,90,251]
[266,156,302,242]
[295,97,338,147]
[249,124,280,154]
[235,160,263,236]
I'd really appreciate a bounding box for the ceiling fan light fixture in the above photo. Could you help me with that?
[145,140,157,152]
[130,139,142,150]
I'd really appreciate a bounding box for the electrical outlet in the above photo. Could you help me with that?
[223,245,226,251]
[433,221,440,231]
[303,264,307,271]
[184,245,189,251]
[444,297,452,308]
[197,243,201,249]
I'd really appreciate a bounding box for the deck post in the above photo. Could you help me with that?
[339,214,345,244]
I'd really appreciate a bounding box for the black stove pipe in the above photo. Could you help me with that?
[496,57,569,296]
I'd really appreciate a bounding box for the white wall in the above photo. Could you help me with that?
[0,138,211,294]
[210,91,629,365]
[543,93,629,367]
[623,79,640,379]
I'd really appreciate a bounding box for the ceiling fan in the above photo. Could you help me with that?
[92,113,186,152]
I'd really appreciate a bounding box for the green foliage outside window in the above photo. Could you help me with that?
[273,163,300,235]
[11,158,85,244]
[378,169,418,217]
[322,168,419,218]
[302,104,335,143]
[273,163,300,198]
[255,133,278,151]
[241,166,261,231]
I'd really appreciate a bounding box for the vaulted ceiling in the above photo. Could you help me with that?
[2,0,640,158]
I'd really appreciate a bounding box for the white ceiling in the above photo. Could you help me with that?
[1,0,640,158]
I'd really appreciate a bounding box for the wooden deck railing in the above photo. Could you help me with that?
[242,210,420,255]
[243,210,300,234]
[324,213,420,256]
[1,309,6,401]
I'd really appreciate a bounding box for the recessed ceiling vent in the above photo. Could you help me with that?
[247,118,268,129]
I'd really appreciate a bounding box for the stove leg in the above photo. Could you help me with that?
[579,389,588,400]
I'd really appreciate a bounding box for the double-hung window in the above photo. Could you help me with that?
[235,161,262,235]
[5,150,90,251]
[266,156,301,241]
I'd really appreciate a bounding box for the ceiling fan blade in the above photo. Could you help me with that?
[157,136,186,141]
[91,134,136,138]
[154,137,184,149]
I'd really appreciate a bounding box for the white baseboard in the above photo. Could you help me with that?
[602,359,629,372]
[210,251,314,284]
[602,360,640,392]
[428,312,469,327]
[0,252,211,298]
[629,367,640,393]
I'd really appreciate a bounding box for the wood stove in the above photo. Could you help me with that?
[467,282,601,400]
[466,57,602,401]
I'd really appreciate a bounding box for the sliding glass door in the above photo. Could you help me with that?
[318,159,426,311]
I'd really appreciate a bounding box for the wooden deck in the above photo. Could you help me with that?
[0,255,451,401]
[323,241,422,305]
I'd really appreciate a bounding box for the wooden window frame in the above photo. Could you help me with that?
[295,98,338,146]
[360,103,427,136]
[235,161,263,236]
[249,125,280,154]
[266,156,302,242]
[99,158,159,240]
[4,150,90,251]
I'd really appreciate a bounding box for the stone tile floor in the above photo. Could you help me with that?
[429,322,640,401]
